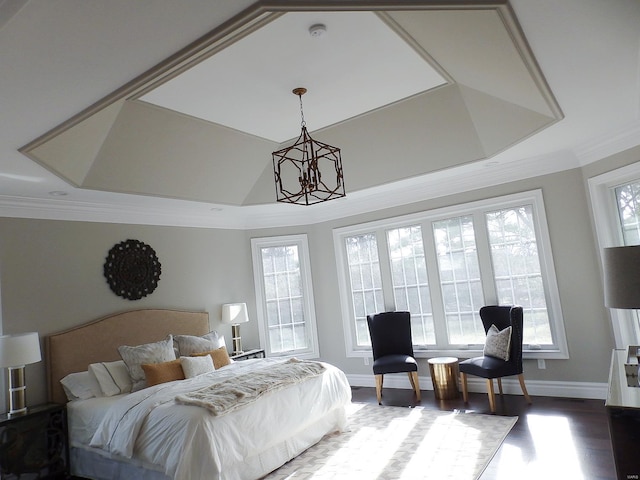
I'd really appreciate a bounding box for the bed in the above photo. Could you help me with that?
[46,309,352,480]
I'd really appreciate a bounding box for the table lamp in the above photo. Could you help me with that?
[0,332,42,415]
[221,303,249,356]
[603,246,640,386]
[603,246,640,309]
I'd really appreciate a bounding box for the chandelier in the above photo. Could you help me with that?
[272,88,345,205]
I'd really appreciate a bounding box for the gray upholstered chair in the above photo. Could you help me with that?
[459,305,531,413]
[366,311,420,404]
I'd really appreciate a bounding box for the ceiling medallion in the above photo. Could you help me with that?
[272,87,345,206]
[103,239,162,300]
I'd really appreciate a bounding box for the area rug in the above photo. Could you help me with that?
[263,403,517,480]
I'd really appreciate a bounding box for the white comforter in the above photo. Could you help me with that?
[85,358,351,480]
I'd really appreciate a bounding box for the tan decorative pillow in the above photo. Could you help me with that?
[194,347,231,369]
[142,359,185,386]
[483,324,512,361]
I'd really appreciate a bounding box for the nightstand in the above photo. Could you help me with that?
[0,403,69,479]
[230,348,265,361]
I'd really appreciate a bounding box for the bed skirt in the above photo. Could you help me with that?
[70,405,348,480]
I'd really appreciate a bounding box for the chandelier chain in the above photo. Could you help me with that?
[298,94,306,128]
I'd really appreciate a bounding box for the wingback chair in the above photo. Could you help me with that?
[458,305,531,413]
[367,311,420,404]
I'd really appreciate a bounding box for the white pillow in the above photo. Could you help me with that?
[483,324,512,361]
[174,331,226,356]
[118,335,176,391]
[89,360,133,396]
[60,371,102,401]
[180,355,214,378]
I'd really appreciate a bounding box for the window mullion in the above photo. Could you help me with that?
[475,211,496,305]
[423,221,448,347]
[377,228,394,312]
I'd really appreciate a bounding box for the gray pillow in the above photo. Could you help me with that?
[118,335,176,391]
[483,324,512,361]
[174,331,225,356]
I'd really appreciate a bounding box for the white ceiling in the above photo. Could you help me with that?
[1,0,640,229]
[140,11,447,143]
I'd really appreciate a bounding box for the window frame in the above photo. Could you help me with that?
[251,234,320,359]
[589,162,640,347]
[333,189,568,359]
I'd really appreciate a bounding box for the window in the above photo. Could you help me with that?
[251,235,319,358]
[334,189,568,359]
[614,182,640,245]
[486,205,552,346]
[433,216,484,344]
[589,163,640,347]
[344,233,384,347]
[387,226,434,345]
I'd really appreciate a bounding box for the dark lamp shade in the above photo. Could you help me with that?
[603,246,640,309]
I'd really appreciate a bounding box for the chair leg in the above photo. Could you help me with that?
[486,379,496,413]
[518,374,532,404]
[497,377,504,396]
[460,372,469,403]
[408,371,421,401]
[375,374,383,404]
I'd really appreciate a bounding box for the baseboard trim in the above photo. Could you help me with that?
[346,373,608,400]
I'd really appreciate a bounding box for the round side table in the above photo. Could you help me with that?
[428,357,460,400]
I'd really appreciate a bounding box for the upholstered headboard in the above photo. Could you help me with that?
[46,309,209,404]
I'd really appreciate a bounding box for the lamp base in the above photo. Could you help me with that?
[231,324,243,356]
[8,366,27,416]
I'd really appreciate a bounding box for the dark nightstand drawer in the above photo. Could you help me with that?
[230,348,265,361]
[0,403,69,479]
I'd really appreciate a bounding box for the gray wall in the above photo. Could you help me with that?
[0,220,256,406]
[250,166,615,386]
[0,154,628,408]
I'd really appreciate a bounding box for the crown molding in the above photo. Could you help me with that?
[575,121,640,166]
[0,151,579,230]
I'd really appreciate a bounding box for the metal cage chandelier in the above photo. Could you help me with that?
[272,88,345,205]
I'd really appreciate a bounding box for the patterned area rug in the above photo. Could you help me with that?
[263,403,517,480]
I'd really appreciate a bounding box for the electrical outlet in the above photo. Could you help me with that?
[364,357,369,366]
[537,359,546,369]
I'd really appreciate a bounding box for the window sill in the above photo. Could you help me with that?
[347,348,569,360]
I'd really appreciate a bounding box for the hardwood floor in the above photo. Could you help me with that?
[350,385,616,480]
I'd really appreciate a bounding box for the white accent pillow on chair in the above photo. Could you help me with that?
[483,324,512,361]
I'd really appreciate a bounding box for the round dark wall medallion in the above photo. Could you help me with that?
[103,239,162,300]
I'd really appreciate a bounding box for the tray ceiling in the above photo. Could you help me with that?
[21,2,561,208]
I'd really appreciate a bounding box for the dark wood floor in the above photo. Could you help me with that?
[350,386,616,480]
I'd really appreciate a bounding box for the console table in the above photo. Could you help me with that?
[606,348,640,480]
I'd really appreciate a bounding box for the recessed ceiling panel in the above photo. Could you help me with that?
[140,11,447,143]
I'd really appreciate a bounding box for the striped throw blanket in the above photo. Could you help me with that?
[175,358,325,416]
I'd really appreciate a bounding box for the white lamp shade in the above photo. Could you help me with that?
[0,332,42,368]
[221,303,249,325]
[603,246,640,309]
